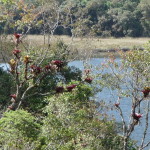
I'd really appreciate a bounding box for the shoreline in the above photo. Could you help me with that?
[0,47,145,63]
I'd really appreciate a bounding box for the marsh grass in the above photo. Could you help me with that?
[24,35,150,58]
[1,35,150,61]
[26,35,150,50]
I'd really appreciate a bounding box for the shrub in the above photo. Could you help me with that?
[0,109,40,149]
[0,68,13,108]
[40,81,136,150]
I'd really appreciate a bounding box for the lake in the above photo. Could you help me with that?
[1,58,150,149]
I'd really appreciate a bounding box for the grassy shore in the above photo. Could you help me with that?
[24,35,150,58]
[26,35,150,50]
[1,35,150,61]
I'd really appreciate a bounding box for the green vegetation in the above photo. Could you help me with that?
[0,80,137,150]
[0,0,150,37]
[0,35,149,149]
[0,68,13,108]
[40,83,134,150]
[0,0,150,149]
[0,110,40,149]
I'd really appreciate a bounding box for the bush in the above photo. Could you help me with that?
[0,109,40,149]
[39,81,136,150]
[0,68,13,108]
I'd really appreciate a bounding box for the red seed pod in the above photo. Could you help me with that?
[132,113,142,121]
[66,84,77,92]
[55,86,64,93]
[12,49,21,59]
[13,33,22,46]
[30,65,36,73]
[114,103,120,107]
[10,94,17,99]
[51,60,63,68]
[45,65,52,71]
[84,77,93,83]
[30,65,36,69]
[30,65,42,74]
[14,33,21,39]
[36,66,42,74]
[12,49,21,55]
[142,87,150,97]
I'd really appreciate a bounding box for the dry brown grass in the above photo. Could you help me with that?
[23,35,150,58]
[26,35,150,50]
[1,35,149,61]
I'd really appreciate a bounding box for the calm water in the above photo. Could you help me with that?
[0,63,9,71]
[1,58,150,149]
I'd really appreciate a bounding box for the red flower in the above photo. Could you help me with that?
[45,65,52,71]
[36,67,42,73]
[66,84,76,92]
[84,77,93,83]
[142,87,150,97]
[51,60,63,68]
[114,103,120,107]
[30,65,42,74]
[12,49,21,55]
[10,94,17,99]
[55,86,64,93]
[30,65,36,69]
[132,113,142,121]
[13,33,22,46]
[14,33,21,39]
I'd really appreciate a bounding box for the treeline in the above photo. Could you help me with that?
[55,0,150,37]
[0,0,150,37]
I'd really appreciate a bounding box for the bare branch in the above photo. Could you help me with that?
[139,101,150,150]
[116,106,127,137]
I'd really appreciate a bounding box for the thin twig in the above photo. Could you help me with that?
[139,101,150,150]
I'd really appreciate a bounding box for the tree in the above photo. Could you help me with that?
[138,0,150,36]
[41,81,136,150]
[99,44,150,150]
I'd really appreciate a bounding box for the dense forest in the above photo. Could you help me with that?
[0,0,150,37]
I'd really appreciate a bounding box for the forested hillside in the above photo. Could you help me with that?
[0,0,150,37]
